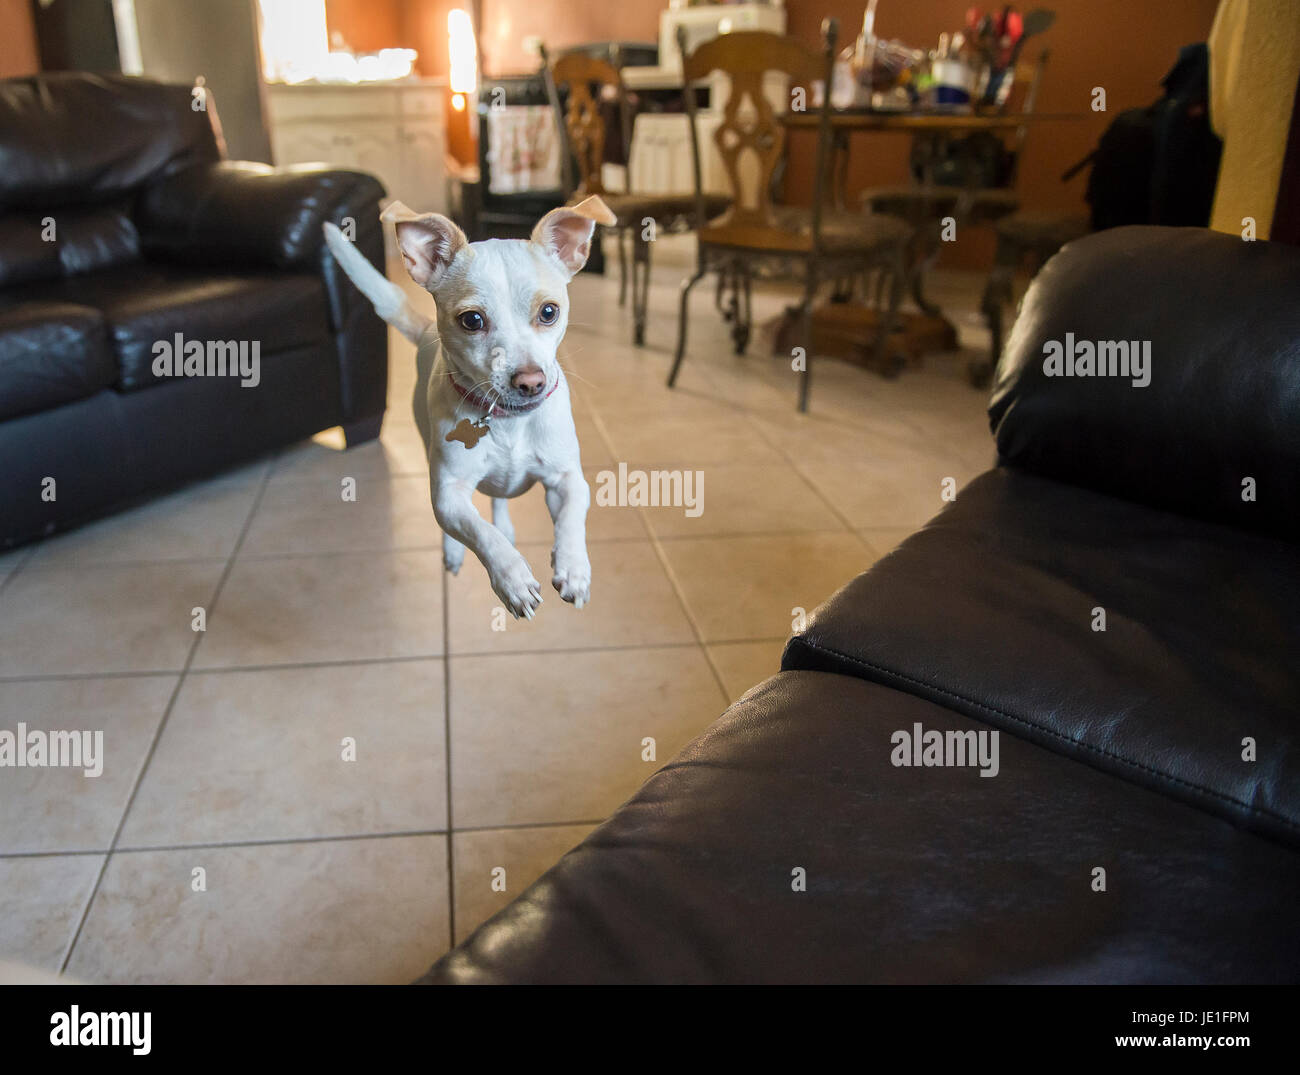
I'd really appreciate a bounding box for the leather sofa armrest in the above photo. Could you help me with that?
[988,225,1300,540]
[135,161,387,270]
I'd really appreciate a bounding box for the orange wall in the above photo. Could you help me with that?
[327,0,475,162]
[0,0,39,78]
[477,0,662,75]
[326,0,404,53]
[784,1,1220,209]
[326,0,1221,260]
[327,0,458,77]
[327,0,662,77]
[786,0,1221,265]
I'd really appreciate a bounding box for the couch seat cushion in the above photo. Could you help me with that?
[0,300,115,419]
[783,467,1300,848]
[6,264,331,391]
[424,672,1300,983]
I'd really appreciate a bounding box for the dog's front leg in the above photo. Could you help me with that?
[544,470,592,608]
[434,480,543,619]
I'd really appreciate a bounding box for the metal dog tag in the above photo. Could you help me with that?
[446,417,491,449]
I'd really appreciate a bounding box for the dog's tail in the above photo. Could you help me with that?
[321,222,431,345]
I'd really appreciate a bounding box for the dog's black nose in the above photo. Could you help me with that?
[511,366,546,396]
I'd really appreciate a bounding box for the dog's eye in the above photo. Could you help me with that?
[458,310,485,332]
[537,302,560,325]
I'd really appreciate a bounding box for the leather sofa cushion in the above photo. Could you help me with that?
[53,206,142,276]
[989,226,1300,540]
[0,207,142,286]
[424,672,1300,983]
[0,302,115,420]
[137,162,388,271]
[784,468,1300,848]
[0,215,59,287]
[4,266,332,392]
[0,74,219,210]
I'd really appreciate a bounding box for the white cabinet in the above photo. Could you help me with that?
[265,81,448,214]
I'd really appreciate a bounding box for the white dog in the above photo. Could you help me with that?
[322,195,614,619]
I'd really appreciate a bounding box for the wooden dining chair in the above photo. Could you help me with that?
[542,45,728,346]
[666,19,912,412]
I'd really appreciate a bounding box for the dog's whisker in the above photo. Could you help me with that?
[555,357,601,391]
[455,376,498,418]
[561,369,595,389]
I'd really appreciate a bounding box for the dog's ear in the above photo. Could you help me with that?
[381,200,468,289]
[531,196,615,278]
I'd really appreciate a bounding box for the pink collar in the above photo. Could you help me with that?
[450,374,559,418]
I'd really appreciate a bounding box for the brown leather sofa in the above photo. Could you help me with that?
[422,226,1300,983]
[0,73,387,549]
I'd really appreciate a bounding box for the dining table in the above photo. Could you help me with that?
[773,108,1087,381]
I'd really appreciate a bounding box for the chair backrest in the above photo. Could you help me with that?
[678,22,839,249]
[545,50,627,198]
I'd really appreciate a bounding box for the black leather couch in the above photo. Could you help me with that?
[422,226,1300,984]
[0,73,387,548]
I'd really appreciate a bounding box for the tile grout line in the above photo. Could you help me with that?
[0,818,615,861]
[0,545,38,601]
[624,459,732,707]
[441,561,455,950]
[742,410,921,559]
[0,524,871,576]
[586,371,781,706]
[0,636,795,685]
[740,408,870,544]
[576,387,732,691]
[57,460,276,976]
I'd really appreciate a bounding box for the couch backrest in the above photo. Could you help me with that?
[0,72,221,209]
[0,73,221,285]
[989,226,1300,540]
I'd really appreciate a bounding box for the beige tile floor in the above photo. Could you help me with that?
[0,250,995,983]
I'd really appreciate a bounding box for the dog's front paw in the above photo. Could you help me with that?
[550,548,591,609]
[443,534,466,576]
[490,556,543,620]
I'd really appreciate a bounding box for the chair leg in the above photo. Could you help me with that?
[980,244,1017,373]
[875,247,907,377]
[617,228,629,307]
[631,229,651,347]
[910,237,944,318]
[741,267,753,347]
[667,267,707,389]
[797,264,819,413]
[731,264,753,355]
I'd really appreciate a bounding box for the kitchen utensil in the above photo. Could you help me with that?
[1009,8,1056,65]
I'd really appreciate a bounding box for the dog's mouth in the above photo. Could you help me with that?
[446,363,555,416]
[499,384,554,412]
